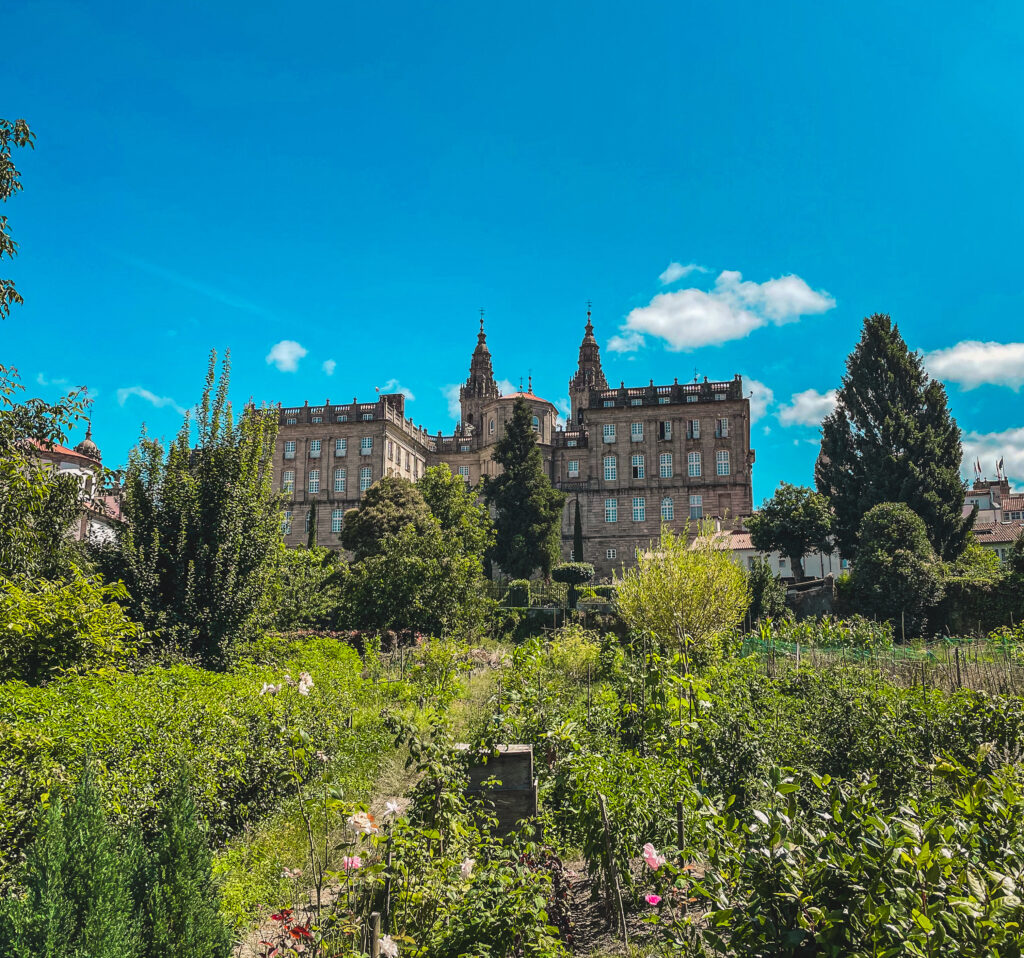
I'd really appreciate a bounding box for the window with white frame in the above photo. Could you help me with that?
[687,419,700,439]
[337,414,348,422]
[312,416,323,424]
[531,416,540,432]
[335,438,347,456]
[716,417,729,438]
[334,468,346,493]
[568,459,580,477]
[331,509,344,533]
[606,548,617,559]
[714,393,726,401]
[307,469,320,493]
[310,439,321,458]
[632,496,646,521]
[459,444,470,452]
[282,470,295,492]
[284,440,296,459]
[567,439,577,447]
[603,423,616,442]
[359,466,372,491]
[360,437,373,455]
[604,498,618,522]
[603,399,614,407]
[631,454,645,479]
[630,397,642,406]
[387,440,394,460]
[630,422,643,441]
[305,511,312,533]
[603,455,617,481]
[689,494,703,519]
[686,394,698,403]
[688,452,702,477]
[489,419,495,434]
[716,450,731,475]
[286,417,297,425]
[659,453,673,478]
[659,420,672,440]
[458,465,470,480]
[282,510,292,534]
[661,497,674,521]
[362,413,374,420]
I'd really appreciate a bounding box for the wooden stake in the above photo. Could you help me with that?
[369,911,381,958]
[598,792,628,946]
[676,799,685,850]
[382,837,393,932]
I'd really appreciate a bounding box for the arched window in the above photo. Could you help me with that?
[531,416,540,433]
[661,497,674,521]
[489,419,495,434]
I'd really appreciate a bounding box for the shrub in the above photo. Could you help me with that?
[745,556,787,624]
[504,579,531,609]
[0,572,145,684]
[589,584,618,602]
[271,546,345,632]
[550,562,594,610]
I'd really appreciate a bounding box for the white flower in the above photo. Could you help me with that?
[380,934,399,958]
[283,673,295,687]
[384,800,401,818]
[460,857,475,879]
[347,810,379,835]
[297,672,314,696]
[281,866,303,879]
[315,750,329,762]
[260,682,282,696]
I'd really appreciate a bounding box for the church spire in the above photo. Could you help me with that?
[568,302,608,425]
[460,311,499,427]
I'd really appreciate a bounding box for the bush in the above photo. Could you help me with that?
[504,579,531,609]
[271,546,344,631]
[550,562,594,610]
[0,572,145,684]
[589,584,618,602]
[745,556,787,624]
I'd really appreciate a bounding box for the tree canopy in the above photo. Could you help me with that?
[417,463,493,559]
[340,477,433,561]
[483,398,565,579]
[747,482,833,580]
[816,313,972,561]
[0,118,34,320]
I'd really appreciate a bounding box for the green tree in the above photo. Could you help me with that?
[1008,534,1024,577]
[747,482,833,581]
[746,555,787,624]
[102,352,281,667]
[816,314,972,561]
[271,545,345,631]
[850,502,945,637]
[615,524,749,670]
[340,476,433,560]
[417,463,494,558]
[306,501,318,549]
[572,498,584,563]
[0,763,142,958]
[1,118,34,320]
[0,365,90,580]
[483,398,566,579]
[551,561,594,610]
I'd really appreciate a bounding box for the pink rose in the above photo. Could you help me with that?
[645,893,662,906]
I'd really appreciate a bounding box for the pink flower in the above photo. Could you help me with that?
[281,866,303,879]
[645,893,662,906]
[642,843,666,871]
[342,855,362,871]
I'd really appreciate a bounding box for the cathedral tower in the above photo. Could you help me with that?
[459,313,500,431]
[568,306,608,425]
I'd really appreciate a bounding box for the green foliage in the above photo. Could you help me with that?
[572,498,583,564]
[271,546,345,631]
[0,572,145,683]
[0,119,34,320]
[484,398,566,580]
[551,561,594,610]
[745,555,787,624]
[504,579,531,608]
[101,352,281,668]
[816,313,973,561]
[340,476,433,561]
[945,539,1003,583]
[0,365,90,581]
[851,501,945,636]
[1009,534,1024,576]
[305,501,318,549]
[418,463,494,559]
[616,524,749,669]
[747,481,833,580]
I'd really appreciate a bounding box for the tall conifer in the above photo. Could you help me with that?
[816,314,972,560]
[573,498,584,563]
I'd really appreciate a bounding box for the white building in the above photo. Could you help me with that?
[689,520,845,580]
[965,477,1023,563]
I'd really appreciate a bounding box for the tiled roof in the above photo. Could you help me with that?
[28,439,99,468]
[975,520,1024,545]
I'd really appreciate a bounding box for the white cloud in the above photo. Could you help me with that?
[322,359,337,376]
[116,386,187,416]
[777,388,838,427]
[266,340,308,372]
[962,427,1024,484]
[496,379,517,396]
[659,262,706,285]
[924,341,1024,391]
[381,378,415,400]
[442,384,462,420]
[743,376,775,423]
[613,269,835,352]
[36,372,70,388]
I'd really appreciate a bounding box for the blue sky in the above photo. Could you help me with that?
[4,0,1024,501]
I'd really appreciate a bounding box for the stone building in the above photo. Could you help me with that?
[273,311,754,578]
[965,476,1024,563]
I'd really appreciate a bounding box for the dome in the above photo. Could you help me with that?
[75,425,101,461]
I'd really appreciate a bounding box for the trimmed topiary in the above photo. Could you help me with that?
[551,562,595,610]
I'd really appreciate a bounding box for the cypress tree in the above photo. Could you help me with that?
[816,314,972,561]
[484,398,566,579]
[573,498,584,563]
[306,501,318,549]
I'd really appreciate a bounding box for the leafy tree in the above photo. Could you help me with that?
[271,546,345,631]
[101,352,281,667]
[1,118,34,320]
[1008,534,1024,577]
[306,501,318,549]
[0,763,142,958]
[616,524,749,670]
[0,366,90,580]
[746,555,787,624]
[944,539,1002,584]
[551,561,594,610]
[142,778,231,958]
[483,398,566,579]
[850,502,944,637]
[816,314,972,561]
[418,463,494,558]
[341,476,433,561]
[572,498,583,563]
[747,482,833,581]
[0,574,145,683]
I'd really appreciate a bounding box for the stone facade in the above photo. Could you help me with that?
[273,311,755,578]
